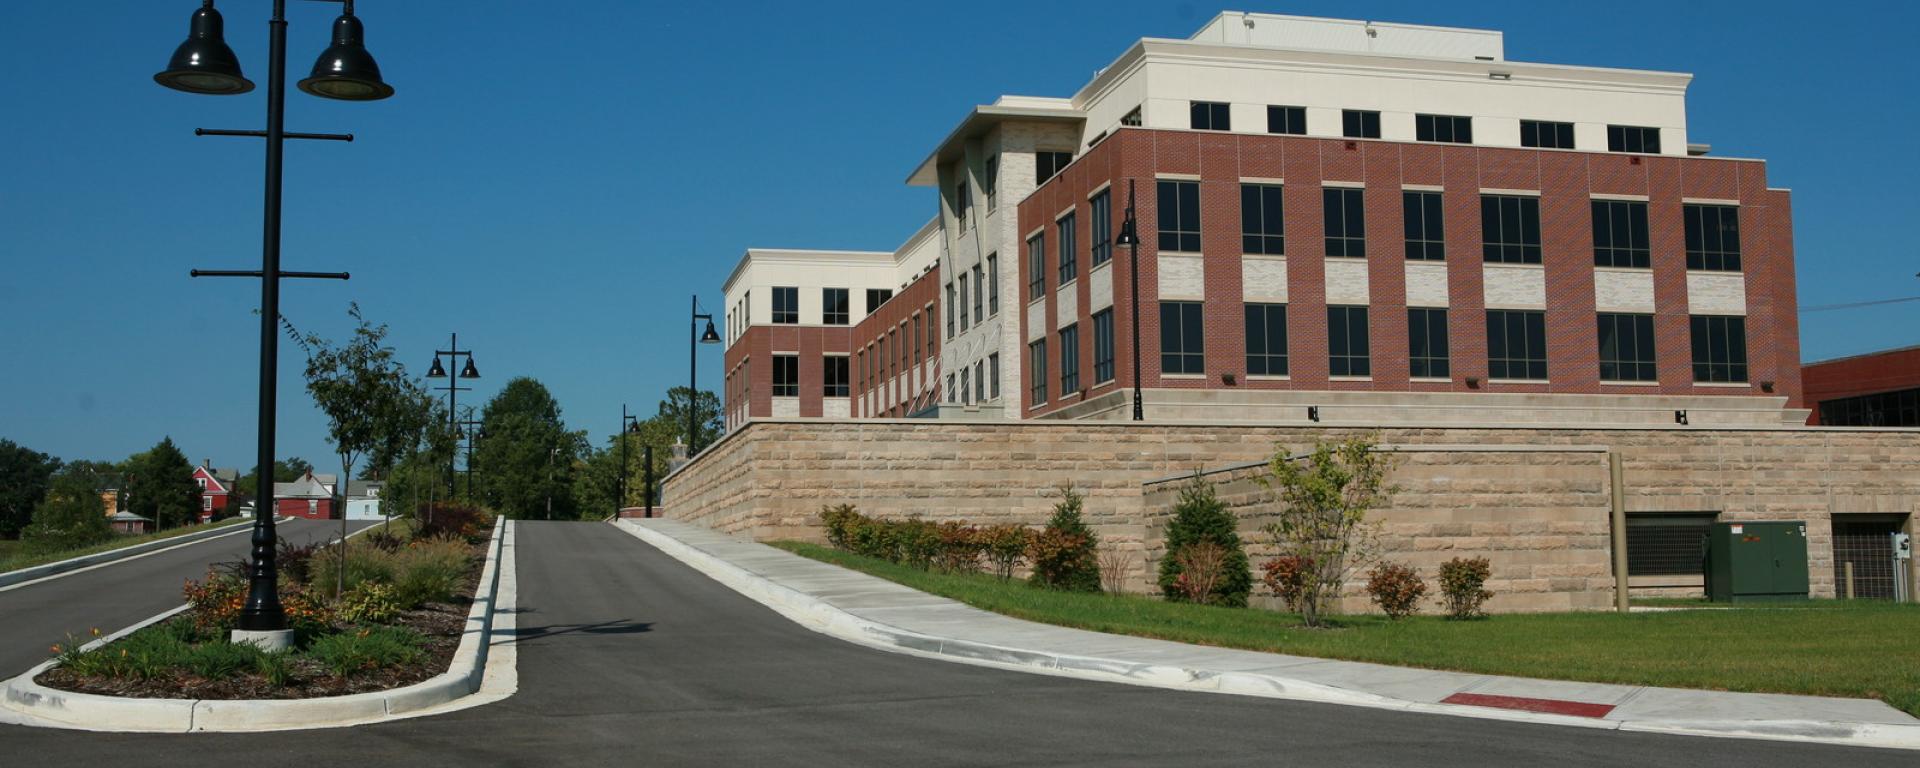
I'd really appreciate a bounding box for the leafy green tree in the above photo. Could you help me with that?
[125,437,199,529]
[1257,434,1395,628]
[23,469,111,551]
[474,378,585,519]
[1029,485,1102,592]
[0,439,62,539]
[656,386,722,450]
[233,457,314,499]
[1156,476,1253,607]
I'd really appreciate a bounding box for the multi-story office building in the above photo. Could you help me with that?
[722,11,1804,429]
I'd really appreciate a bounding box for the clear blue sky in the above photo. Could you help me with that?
[2,0,1915,469]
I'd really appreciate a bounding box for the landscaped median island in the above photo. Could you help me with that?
[34,505,492,701]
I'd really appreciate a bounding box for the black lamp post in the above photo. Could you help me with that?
[619,405,642,518]
[425,333,480,499]
[160,0,394,647]
[457,407,483,498]
[1113,179,1145,421]
[687,295,722,455]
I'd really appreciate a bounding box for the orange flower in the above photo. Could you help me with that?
[49,644,61,654]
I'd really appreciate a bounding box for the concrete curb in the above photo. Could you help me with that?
[0,519,510,733]
[0,518,276,592]
[615,520,1920,752]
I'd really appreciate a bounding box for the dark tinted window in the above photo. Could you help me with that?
[1057,213,1078,284]
[1597,313,1657,382]
[1819,387,1920,427]
[1341,110,1381,139]
[1408,308,1450,379]
[1027,234,1046,300]
[1328,305,1370,377]
[1089,191,1112,267]
[1092,310,1115,384]
[1267,105,1306,135]
[1029,340,1048,403]
[1160,301,1204,374]
[1684,204,1742,271]
[1415,114,1473,144]
[1487,310,1548,380]
[1157,180,1202,252]
[865,288,892,313]
[822,288,849,325]
[1190,101,1231,131]
[1059,324,1080,394]
[1592,200,1651,268]
[823,356,849,397]
[1403,191,1445,261]
[772,354,798,396]
[1245,303,1288,377]
[1607,125,1661,154]
[1690,315,1748,383]
[1323,187,1366,258]
[1036,151,1073,184]
[1481,195,1542,264]
[1520,120,1575,149]
[1241,184,1285,256]
[772,286,798,324]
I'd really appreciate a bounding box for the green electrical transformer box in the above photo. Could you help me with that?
[1704,521,1809,602]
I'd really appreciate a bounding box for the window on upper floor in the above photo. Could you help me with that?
[1058,212,1078,284]
[772,286,798,324]
[1157,180,1201,252]
[1684,204,1741,271]
[1487,310,1548,380]
[960,366,970,406]
[1090,191,1112,267]
[772,354,799,397]
[958,274,970,331]
[912,313,922,364]
[925,304,937,359]
[1597,313,1657,382]
[1027,233,1046,300]
[945,282,956,338]
[866,288,892,314]
[1408,307,1450,379]
[1328,305,1370,377]
[1323,187,1366,258]
[1415,114,1473,144]
[1403,190,1446,261]
[1120,106,1143,127]
[1481,195,1542,264]
[1241,184,1285,256]
[1267,105,1306,135]
[984,155,999,212]
[1190,101,1230,131]
[972,264,984,321]
[1690,315,1748,383]
[1521,120,1576,149]
[954,179,970,230]
[1092,310,1114,384]
[1059,324,1081,395]
[823,356,850,397]
[1342,109,1381,139]
[1592,200,1651,269]
[1037,151,1073,185]
[1160,301,1204,375]
[986,254,1000,315]
[1245,303,1288,377]
[822,288,849,325]
[1029,339,1049,404]
[1608,125,1661,154]
[989,353,1001,399]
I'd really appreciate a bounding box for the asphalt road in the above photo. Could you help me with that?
[0,518,376,677]
[0,521,1909,766]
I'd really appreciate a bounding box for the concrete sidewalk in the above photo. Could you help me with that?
[615,518,1920,752]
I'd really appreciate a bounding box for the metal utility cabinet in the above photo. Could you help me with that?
[1704,521,1809,602]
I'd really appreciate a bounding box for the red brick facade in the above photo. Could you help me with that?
[852,269,941,417]
[724,324,854,425]
[1803,346,1920,425]
[1017,128,1801,418]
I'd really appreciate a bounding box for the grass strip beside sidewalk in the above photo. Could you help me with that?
[772,540,1920,717]
[0,517,253,574]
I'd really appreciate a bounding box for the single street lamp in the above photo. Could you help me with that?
[1113,179,1145,421]
[687,295,722,455]
[426,333,480,499]
[619,405,642,519]
[161,0,394,650]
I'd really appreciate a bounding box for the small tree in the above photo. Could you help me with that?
[1170,541,1229,604]
[125,437,200,529]
[980,524,1031,582]
[24,471,110,551]
[1439,556,1494,620]
[0,439,62,539]
[1028,486,1101,592]
[1156,476,1252,607]
[1257,434,1395,628]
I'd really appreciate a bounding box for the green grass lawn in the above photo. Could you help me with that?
[772,540,1920,717]
[0,517,252,574]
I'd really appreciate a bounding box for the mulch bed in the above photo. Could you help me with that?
[35,537,490,701]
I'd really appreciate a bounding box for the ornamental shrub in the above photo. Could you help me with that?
[336,580,403,624]
[894,519,942,570]
[305,626,426,678]
[821,504,863,551]
[1439,556,1494,620]
[1364,561,1427,620]
[1170,541,1229,604]
[1260,554,1313,613]
[1028,486,1101,592]
[1156,476,1252,607]
[979,524,1032,581]
[416,502,490,543]
[934,522,985,573]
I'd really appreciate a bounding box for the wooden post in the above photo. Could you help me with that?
[1610,452,1630,614]
[1844,561,1856,600]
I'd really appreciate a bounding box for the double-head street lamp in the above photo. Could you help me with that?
[688,295,722,455]
[619,405,643,519]
[426,333,481,498]
[161,0,394,649]
[1113,179,1145,422]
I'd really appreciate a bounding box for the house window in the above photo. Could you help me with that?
[1160,301,1204,374]
[1342,109,1381,139]
[1060,324,1081,394]
[1190,101,1230,131]
[1089,191,1112,267]
[1819,388,1920,427]
[1684,204,1742,272]
[772,354,799,396]
[1690,315,1749,383]
[866,288,893,314]
[1408,308,1450,378]
[954,179,970,230]
[1487,310,1548,380]
[959,274,969,331]
[823,356,850,397]
[202,496,212,512]
[989,353,1001,399]
[972,264,985,321]
[1626,514,1716,575]
[945,282,955,338]
[1328,305,1371,377]
[1029,340,1049,404]
[1267,105,1306,135]
[1520,120,1575,149]
[772,286,798,324]
[1324,187,1366,258]
[822,288,849,325]
[1240,184,1285,256]
[1027,233,1046,300]
[1157,180,1201,252]
[986,254,1000,315]
[1415,114,1473,144]
[1403,191,1445,261]
[1597,313,1657,382]
[1592,200,1651,269]
[984,155,999,212]
[1092,310,1114,384]
[1607,125,1661,154]
[975,360,986,403]
[196,477,208,489]
[1245,303,1288,376]
[1481,195,1542,264]
[1036,151,1073,185]
[1058,212,1078,284]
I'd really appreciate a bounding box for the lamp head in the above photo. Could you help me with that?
[459,358,480,379]
[426,357,447,378]
[297,5,395,101]
[153,1,253,95]
[700,319,722,345]
[1115,215,1138,247]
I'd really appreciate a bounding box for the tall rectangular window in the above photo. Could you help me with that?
[1487,310,1548,380]
[1267,105,1306,135]
[1092,309,1114,384]
[1403,190,1445,261]
[959,367,970,405]
[986,254,1000,315]
[1160,301,1204,374]
[1415,114,1473,144]
[975,360,986,403]
[989,353,1001,399]
[972,264,985,321]
[1157,180,1201,252]
[1690,315,1749,383]
[899,322,909,373]
[1324,187,1366,257]
[1408,308,1450,378]
[946,373,955,403]
[1190,101,1230,130]
[945,282,955,338]
[823,356,849,397]
[1597,313,1657,382]
[1328,305,1370,377]
[958,274,969,331]
[772,286,798,324]
[1059,324,1081,394]
[926,304,936,359]
[954,179,970,230]
[1036,151,1073,185]
[1058,212,1078,284]
[1089,191,1112,267]
[1481,195,1542,264]
[1029,340,1048,404]
[984,155,998,212]
[1241,184,1285,255]
[865,288,892,314]
[1245,303,1288,376]
[772,354,799,397]
[1027,233,1046,300]
[912,314,922,364]
[1684,204,1742,271]
[1592,200,1651,268]
[1342,109,1381,139]
[1607,125,1661,154]
[822,288,849,325]
[1520,120,1575,149]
